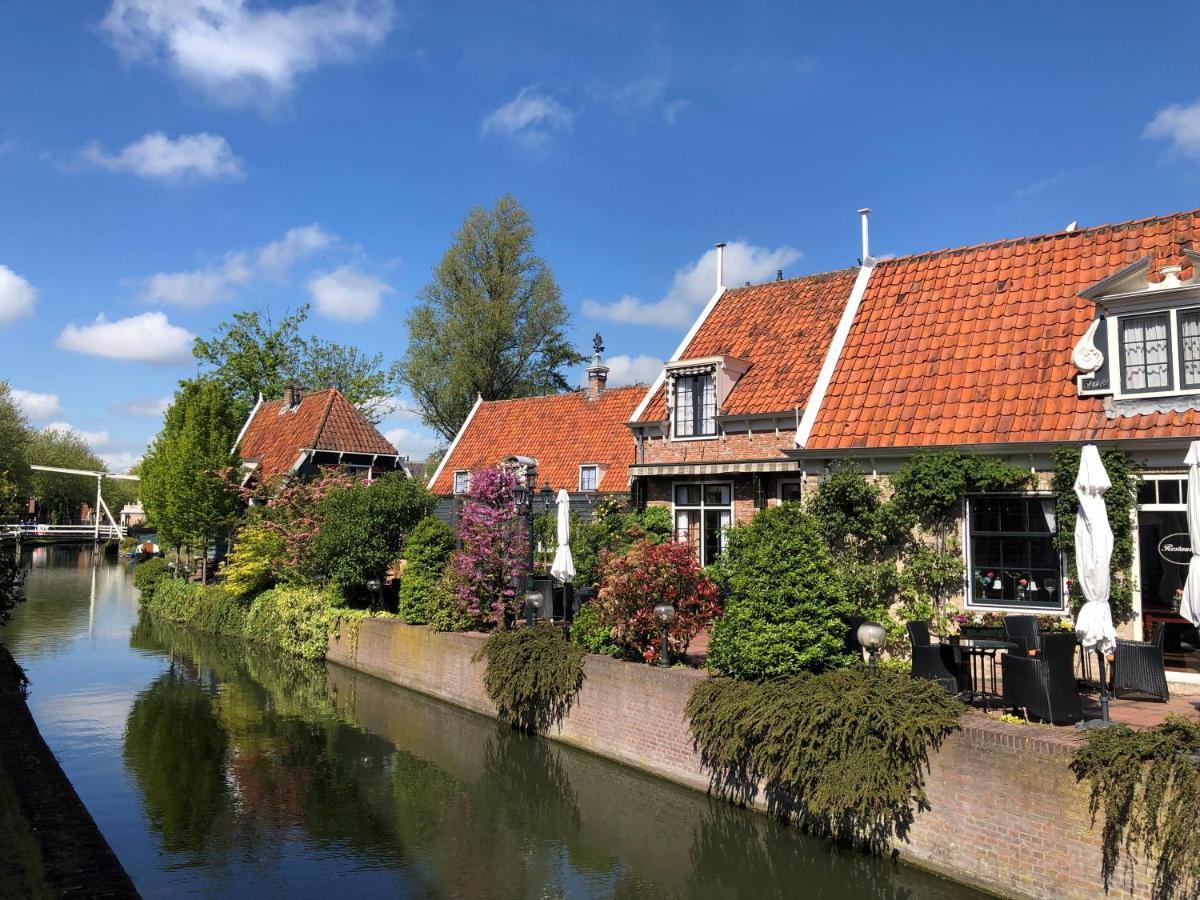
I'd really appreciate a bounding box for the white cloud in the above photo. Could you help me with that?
[44,422,111,449]
[382,426,442,459]
[308,266,391,322]
[112,395,171,417]
[583,241,802,328]
[11,389,61,420]
[0,265,37,324]
[99,450,143,474]
[57,312,195,365]
[136,224,332,307]
[598,354,663,387]
[101,0,396,106]
[138,254,251,306]
[481,86,573,149]
[257,224,333,276]
[81,131,243,182]
[1145,101,1200,158]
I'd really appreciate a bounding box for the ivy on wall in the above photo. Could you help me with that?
[1050,446,1138,625]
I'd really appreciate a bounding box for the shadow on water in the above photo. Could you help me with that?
[122,613,980,898]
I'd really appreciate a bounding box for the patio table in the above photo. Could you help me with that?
[949,637,1017,708]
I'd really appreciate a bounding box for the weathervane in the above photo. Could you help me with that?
[593,333,604,356]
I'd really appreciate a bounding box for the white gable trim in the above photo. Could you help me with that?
[629,286,727,424]
[428,394,484,490]
[230,392,264,455]
[795,262,876,448]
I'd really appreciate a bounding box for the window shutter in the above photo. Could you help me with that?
[752,474,766,509]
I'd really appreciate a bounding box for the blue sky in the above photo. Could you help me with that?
[2,1,1200,471]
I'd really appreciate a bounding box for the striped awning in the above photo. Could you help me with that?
[629,460,800,477]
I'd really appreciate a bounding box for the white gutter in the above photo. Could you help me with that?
[231,392,264,455]
[795,260,876,448]
[428,393,484,490]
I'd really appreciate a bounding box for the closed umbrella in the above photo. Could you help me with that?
[550,489,575,584]
[1073,444,1117,726]
[1180,441,1200,628]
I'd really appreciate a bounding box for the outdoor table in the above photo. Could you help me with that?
[949,637,1017,708]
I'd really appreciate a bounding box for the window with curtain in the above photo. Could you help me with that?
[673,373,716,437]
[967,495,1062,610]
[673,482,731,565]
[453,471,470,495]
[1180,310,1200,389]
[1121,313,1171,393]
[579,465,598,492]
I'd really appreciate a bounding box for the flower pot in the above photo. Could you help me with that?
[959,626,1005,641]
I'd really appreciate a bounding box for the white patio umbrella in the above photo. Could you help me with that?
[1180,441,1200,628]
[549,489,575,584]
[1073,443,1117,725]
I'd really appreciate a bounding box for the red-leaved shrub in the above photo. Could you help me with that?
[594,539,721,664]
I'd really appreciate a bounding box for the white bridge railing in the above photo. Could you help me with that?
[1,523,125,541]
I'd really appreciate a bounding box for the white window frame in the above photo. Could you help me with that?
[669,370,719,441]
[1137,473,1188,511]
[963,492,1065,613]
[579,464,599,492]
[671,480,733,565]
[1108,303,1200,400]
[453,470,470,495]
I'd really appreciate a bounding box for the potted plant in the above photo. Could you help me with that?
[955,611,1005,640]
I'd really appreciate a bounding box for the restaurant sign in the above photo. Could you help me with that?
[1159,533,1194,566]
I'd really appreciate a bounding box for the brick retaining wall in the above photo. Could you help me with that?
[327,619,1156,900]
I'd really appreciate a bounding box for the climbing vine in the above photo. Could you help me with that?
[473,624,585,733]
[1051,446,1138,625]
[1071,716,1200,898]
[686,670,963,851]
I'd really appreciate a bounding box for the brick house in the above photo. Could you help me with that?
[428,351,645,522]
[630,209,1200,683]
[234,384,407,485]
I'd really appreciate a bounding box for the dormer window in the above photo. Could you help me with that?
[453,470,470,495]
[674,373,716,437]
[579,464,598,492]
[1120,314,1170,394]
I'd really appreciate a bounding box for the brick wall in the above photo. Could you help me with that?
[327,619,1156,900]
[640,428,793,464]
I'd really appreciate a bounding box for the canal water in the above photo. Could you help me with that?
[3,546,983,899]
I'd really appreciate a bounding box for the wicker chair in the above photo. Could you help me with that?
[908,622,966,694]
[1003,615,1041,658]
[1112,622,1170,702]
[1001,632,1082,725]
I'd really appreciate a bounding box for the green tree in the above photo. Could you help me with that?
[0,382,31,520]
[397,195,585,441]
[192,304,399,422]
[397,515,456,623]
[140,379,241,570]
[27,427,107,524]
[305,472,437,604]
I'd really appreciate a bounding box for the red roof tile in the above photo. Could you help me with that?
[430,386,644,494]
[807,209,1200,449]
[636,268,858,422]
[238,389,397,479]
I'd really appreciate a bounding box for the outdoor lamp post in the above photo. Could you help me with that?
[654,602,676,668]
[366,577,382,611]
[525,590,543,628]
[857,621,887,675]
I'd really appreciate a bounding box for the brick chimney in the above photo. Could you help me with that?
[281,383,303,410]
[586,333,609,401]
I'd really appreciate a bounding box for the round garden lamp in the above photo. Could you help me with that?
[654,602,676,668]
[366,578,382,611]
[525,590,543,628]
[857,621,887,675]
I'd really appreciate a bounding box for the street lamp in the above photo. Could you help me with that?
[654,602,676,668]
[525,590,543,628]
[366,577,382,611]
[857,621,887,675]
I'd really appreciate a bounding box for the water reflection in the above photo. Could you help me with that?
[3,553,981,898]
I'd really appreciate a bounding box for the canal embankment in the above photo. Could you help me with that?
[328,618,1158,900]
[0,645,139,899]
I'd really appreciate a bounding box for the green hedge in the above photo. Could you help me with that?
[473,624,585,732]
[132,558,171,598]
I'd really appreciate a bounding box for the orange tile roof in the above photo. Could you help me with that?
[808,209,1200,450]
[238,388,397,479]
[430,386,645,494]
[636,268,858,422]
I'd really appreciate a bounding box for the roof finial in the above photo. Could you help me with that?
[593,332,605,357]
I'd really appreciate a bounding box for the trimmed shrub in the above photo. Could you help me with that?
[570,496,672,589]
[397,516,456,624]
[594,538,721,664]
[686,670,963,850]
[568,601,623,657]
[426,568,474,632]
[132,558,171,601]
[145,579,248,636]
[1071,715,1200,896]
[220,524,285,599]
[707,504,851,679]
[243,586,342,661]
[473,624,585,732]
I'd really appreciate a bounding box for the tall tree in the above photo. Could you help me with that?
[192,304,399,422]
[397,195,585,441]
[140,379,241,569]
[0,382,31,520]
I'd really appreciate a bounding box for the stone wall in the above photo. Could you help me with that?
[327,618,1156,900]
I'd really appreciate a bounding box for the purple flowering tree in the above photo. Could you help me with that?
[451,467,529,628]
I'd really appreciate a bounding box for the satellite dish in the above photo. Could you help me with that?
[1064,220,1078,233]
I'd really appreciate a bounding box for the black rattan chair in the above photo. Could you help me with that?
[908,622,966,694]
[1003,615,1041,658]
[1112,622,1170,702]
[1001,632,1082,725]
[906,621,932,648]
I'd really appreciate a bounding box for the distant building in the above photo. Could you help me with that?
[233,384,407,486]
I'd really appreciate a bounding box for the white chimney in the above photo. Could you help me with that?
[715,242,727,291]
[858,208,872,263]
